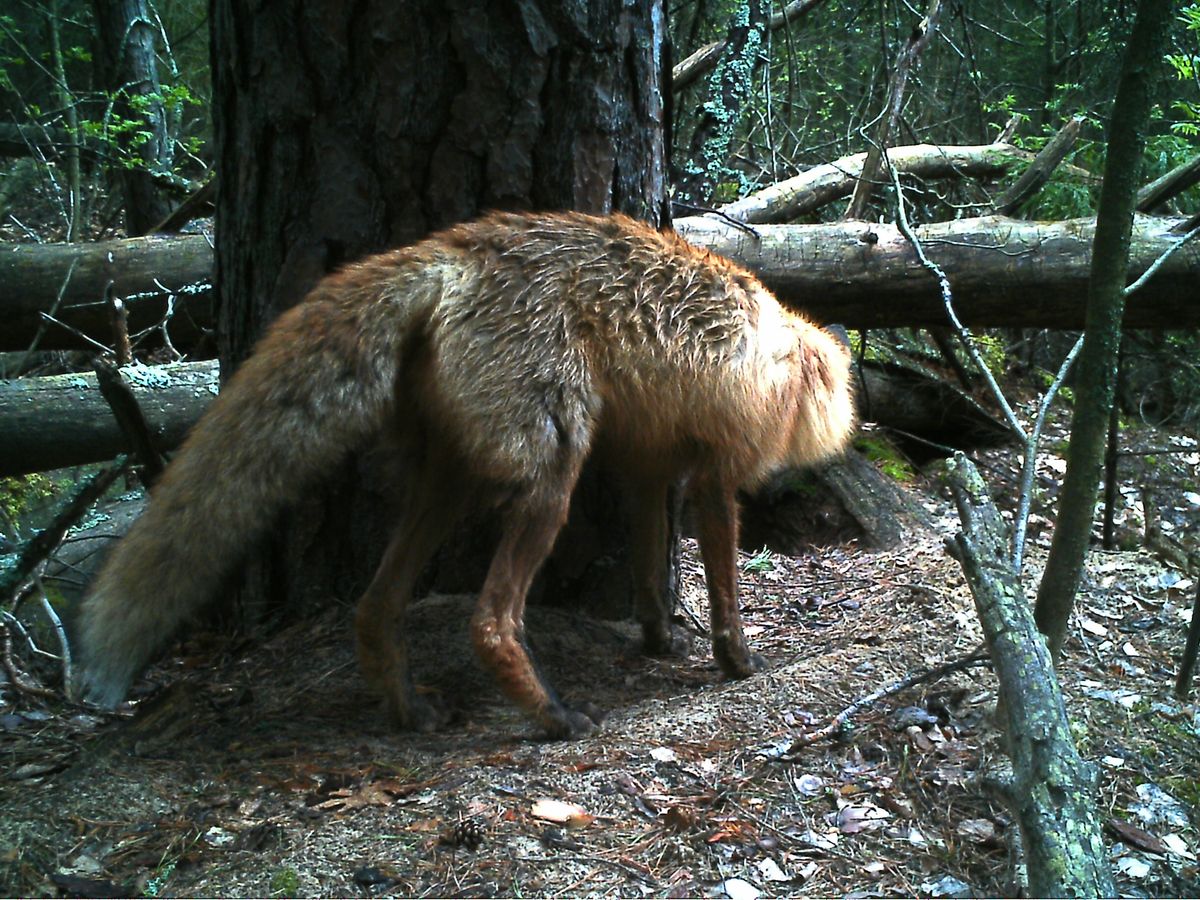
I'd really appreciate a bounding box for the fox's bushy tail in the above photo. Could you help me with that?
[72,252,441,708]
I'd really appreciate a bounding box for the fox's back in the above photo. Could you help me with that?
[422,211,805,481]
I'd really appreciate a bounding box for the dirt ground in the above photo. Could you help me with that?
[2,421,1199,898]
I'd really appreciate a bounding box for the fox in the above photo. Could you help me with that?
[70,210,855,739]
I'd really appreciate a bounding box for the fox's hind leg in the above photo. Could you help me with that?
[469,458,601,739]
[629,477,691,658]
[355,449,470,732]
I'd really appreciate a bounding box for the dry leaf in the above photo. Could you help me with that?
[956,818,996,843]
[1080,617,1108,637]
[754,857,790,882]
[717,877,760,900]
[406,817,443,833]
[1107,818,1169,855]
[1162,833,1196,860]
[1115,856,1152,879]
[317,782,396,812]
[835,803,889,835]
[664,805,700,832]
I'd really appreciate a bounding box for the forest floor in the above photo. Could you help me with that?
[1,408,1198,899]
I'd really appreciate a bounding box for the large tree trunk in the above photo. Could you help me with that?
[675,0,768,206]
[209,1,668,622]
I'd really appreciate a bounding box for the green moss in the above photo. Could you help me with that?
[855,436,915,483]
[1162,775,1200,810]
[974,333,1007,379]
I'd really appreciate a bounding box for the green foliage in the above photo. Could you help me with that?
[78,82,203,171]
[269,867,301,897]
[972,333,1007,379]
[1035,369,1075,405]
[1166,4,1200,136]
[143,860,176,898]
[742,547,775,573]
[0,1,211,237]
[0,473,55,541]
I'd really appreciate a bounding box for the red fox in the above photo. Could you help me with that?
[71,211,855,738]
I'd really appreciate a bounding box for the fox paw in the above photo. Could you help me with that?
[716,646,768,680]
[385,689,449,733]
[542,702,605,740]
[641,624,693,659]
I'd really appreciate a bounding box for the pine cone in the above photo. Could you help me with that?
[441,818,485,850]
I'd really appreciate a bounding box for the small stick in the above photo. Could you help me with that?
[106,282,132,366]
[91,359,167,486]
[787,650,990,749]
[1176,581,1200,700]
[0,617,58,700]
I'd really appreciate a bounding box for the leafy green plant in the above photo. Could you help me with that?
[1166,4,1200,136]
[742,547,774,573]
[0,473,55,542]
[143,859,176,898]
[269,867,300,897]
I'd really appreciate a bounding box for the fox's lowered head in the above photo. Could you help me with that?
[782,315,856,468]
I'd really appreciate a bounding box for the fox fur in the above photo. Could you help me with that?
[72,211,855,738]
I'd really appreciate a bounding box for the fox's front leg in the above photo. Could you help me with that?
[470,480,602,739]
[692,477,766,678]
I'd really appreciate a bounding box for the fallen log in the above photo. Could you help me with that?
[994,115,1084,215]
[1137,151,1200,212]
[5,214,1198,348]
[677,213,1200,329]
[0,360,217,477]
[0,235,214,353]
[717,143,1038,225]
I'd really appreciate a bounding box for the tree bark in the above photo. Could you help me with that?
[675,0,769,205]
[209,0,668,622]
[0,361,216,477]
[945,454,1114,897]
[1034,0,1175,659]
[671,0,828,92]
[91,0,174,235]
